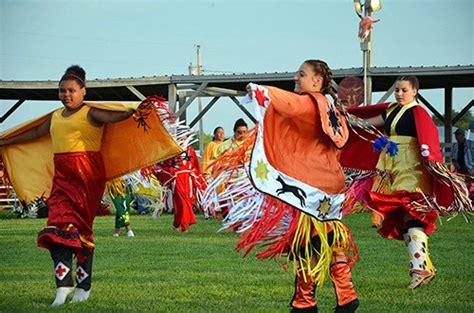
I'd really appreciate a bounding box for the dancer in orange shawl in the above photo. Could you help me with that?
[205,60,359,312]
[0,66,182,306]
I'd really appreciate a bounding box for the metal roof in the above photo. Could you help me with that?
[0,65,473,101]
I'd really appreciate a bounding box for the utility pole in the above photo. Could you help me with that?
[361,5,373,105]
[188,45,205,157]
[196,45,204,158]
[355,0,381,105]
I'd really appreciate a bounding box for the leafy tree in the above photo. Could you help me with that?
[432,109,473,130]
[191,132,213,153]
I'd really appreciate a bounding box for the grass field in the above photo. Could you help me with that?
[0,211,472,313]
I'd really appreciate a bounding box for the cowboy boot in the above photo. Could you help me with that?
[331,253,359,313]
[290,272,318,313]
[406,227,436,289]
[71,248,94,303]
[50,245,74,307]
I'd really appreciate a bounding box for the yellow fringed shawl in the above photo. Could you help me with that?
[0,102,182,203]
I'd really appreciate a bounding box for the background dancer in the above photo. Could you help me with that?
[107,177,136,238]
[216,119,247,156]
[158,145,206,232]
[213,119,248,219]
[202,126,225,179]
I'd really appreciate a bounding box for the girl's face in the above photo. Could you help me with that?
[214,128,224,141]
[234,126,247,141]
[395,80,417,105]
[293,63,322,94]
[59,79,86,109]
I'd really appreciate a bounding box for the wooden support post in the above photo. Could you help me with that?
[189,97,220,128]
[0,100,25,123]
[452,99,473,125]
[126,86,146,100]
[417,93,444,123]
[168,84,177,113]
[377,82,396,104]
[178,92,187,124]
[229,96,257,123]
[175,82,208,118]
[444,87,453,145]
[331,80,338,92]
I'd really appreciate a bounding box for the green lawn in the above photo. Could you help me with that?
[0,211,472,313]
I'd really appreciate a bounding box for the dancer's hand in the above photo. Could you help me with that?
[246,84,252,98]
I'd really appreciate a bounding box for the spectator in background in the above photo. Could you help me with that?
[202,126,224,179]
[451,128,474,176]
[451,128,473,197]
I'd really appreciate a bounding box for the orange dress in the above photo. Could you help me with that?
[203,84,358,310]
[263,87,346,194]
[252,86,357,308]
[206,84,357,289]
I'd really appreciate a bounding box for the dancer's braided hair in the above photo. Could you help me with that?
[396,76,419,91]
[304,59,339,104]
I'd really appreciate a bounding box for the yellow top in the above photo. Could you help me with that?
[50,106,104,153]
[201,141,221,175]
[216,137,244,156]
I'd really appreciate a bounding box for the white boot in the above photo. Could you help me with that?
[126,230,135,237]
[71,287,91,303]
[406,227,436,289]
[51,286,74,307]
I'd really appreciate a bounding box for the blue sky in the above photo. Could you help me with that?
[0,0,472,134]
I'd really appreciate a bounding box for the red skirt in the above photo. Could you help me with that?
[369,190,438,240]
[37,151,106,261]
[172,171,196,231]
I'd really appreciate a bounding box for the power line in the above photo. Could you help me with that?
[0,53,186,74]
[1,30,193,48]
[202,69,246,75]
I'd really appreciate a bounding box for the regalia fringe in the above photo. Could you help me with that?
[202,127,358,286]
[423,159,472,217]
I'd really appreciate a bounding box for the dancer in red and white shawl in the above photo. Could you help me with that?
[158,145,207,232]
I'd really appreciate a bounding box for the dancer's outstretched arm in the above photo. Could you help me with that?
[88,108,135,127]
[0,116,52,146]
